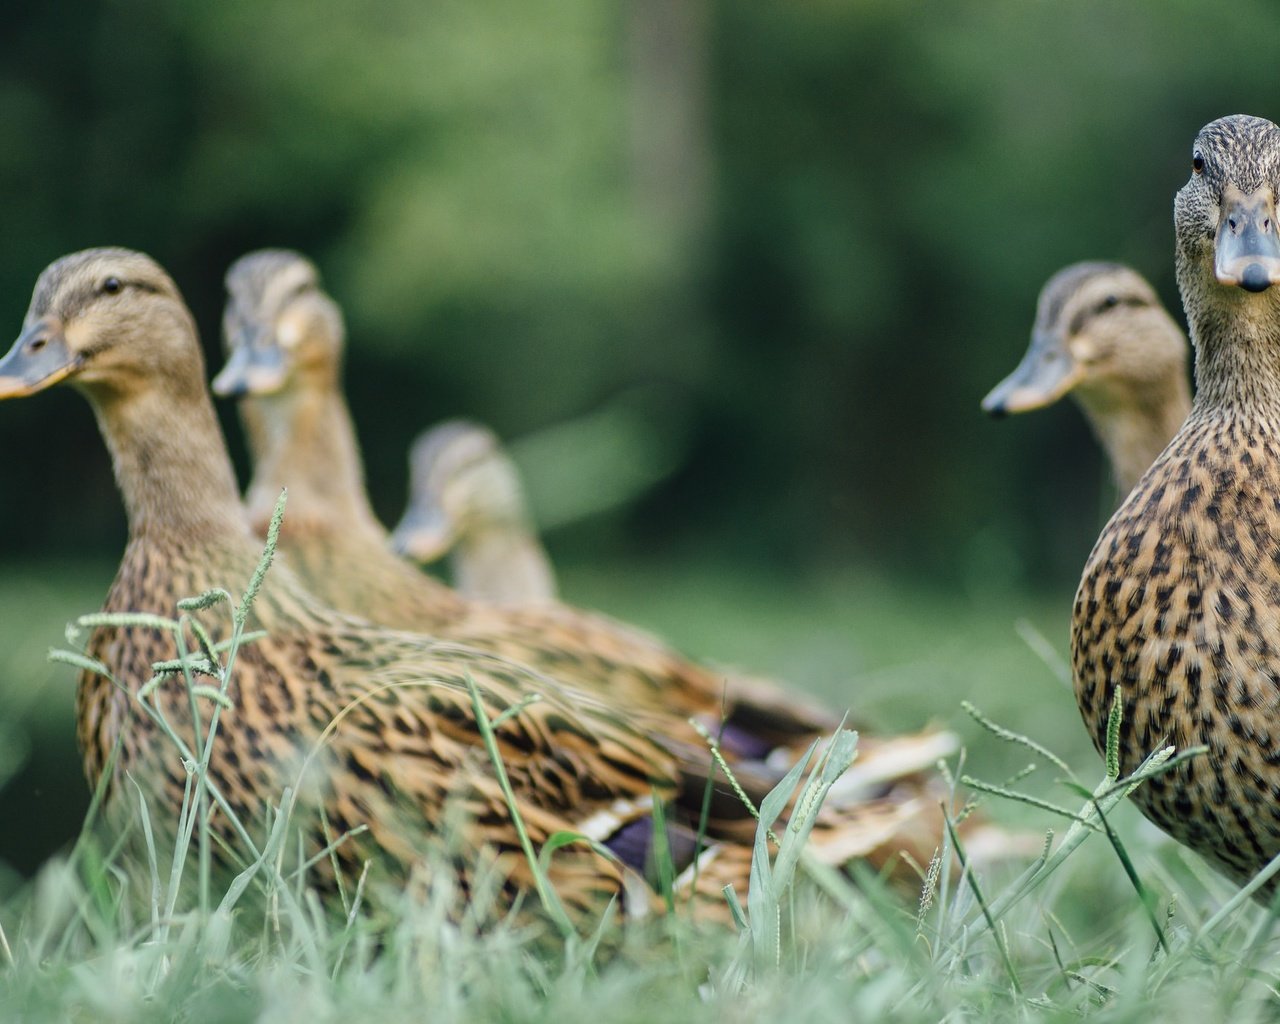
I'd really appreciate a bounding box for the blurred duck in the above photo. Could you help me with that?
[0,248,953,918]
[214,251,470,628]
[1074,115,1280,896]
[390,419,557,605]
[214,249,963,825]
[982,262,1191,496]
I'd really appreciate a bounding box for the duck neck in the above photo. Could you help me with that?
[1178,252,1280,428]
[89,382,248,544]
[242,383,383,540]
[454,523,555,603]
[1189,301,1280,429]
[1076,374,1192,496]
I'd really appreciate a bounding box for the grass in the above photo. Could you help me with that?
[0,546,1278,1021]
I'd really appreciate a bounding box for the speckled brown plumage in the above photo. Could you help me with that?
[0,248,954,921]
[83,531,670,910]
[215,249,958,785]
[1072,114,1280,892]
[984,262,1191,497]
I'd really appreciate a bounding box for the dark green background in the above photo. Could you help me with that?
[4,0,1272,584]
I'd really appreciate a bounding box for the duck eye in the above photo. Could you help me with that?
[1192,152,1205,175]
[1102,295,1119,309]
[102,277,122,295]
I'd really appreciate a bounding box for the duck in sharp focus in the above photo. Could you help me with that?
[0,248,953,920]
[983,262,1192,498]
[214,249,961,810]
[389,419,557,605]
[1072,114,1280,894]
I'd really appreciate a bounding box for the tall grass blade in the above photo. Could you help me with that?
[464,673,577,941]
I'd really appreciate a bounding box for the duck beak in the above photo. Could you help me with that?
[0,318,82,400]
[1215,185,1280,292]
[981,329,1084,417]
[389,505,456,563]
[211,338,289,398]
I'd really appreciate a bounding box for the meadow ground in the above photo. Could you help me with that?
[0,555,1275,1022]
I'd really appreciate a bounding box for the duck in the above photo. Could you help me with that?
[983,262,1192,498]
[213,248,960,794]
[389,419,557,605]
[0,248,952,920]
[214,250,471,631]
[1072,114,1280,894]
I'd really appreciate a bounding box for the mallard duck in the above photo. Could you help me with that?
[213,250,470,630]
[983,262,1191,497]
[0,248,951,919]
[1072,114,1280,893]
[389,419,557,605]
[214,249,959,793]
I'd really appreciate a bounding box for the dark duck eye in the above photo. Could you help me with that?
[102,277,122,295]
[1192,152,1205,175]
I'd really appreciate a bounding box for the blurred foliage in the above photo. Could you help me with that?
[1,0,1280,591]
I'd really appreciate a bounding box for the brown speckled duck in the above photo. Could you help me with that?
[1073,114,1280,892]
[214,249,960,798]
[0,248,933,919]
[983,262,1191,497]
[390,419,557,605]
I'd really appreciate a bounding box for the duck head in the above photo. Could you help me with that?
[982,263,1187,418]
[213,249,344,399]
[390,420,525,562]
[1176,115,1280,320]
[0,248,201,402]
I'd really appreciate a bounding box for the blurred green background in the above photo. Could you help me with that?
[0,0,1277,877]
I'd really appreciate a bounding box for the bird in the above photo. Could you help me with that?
[1072,114,1280,895]
[213,248,960,794]
[389,419,557,605]
[0,248,953,921]
[983,262,1191,498]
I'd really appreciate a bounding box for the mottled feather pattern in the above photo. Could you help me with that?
[79,531,678,906]
[1073,412,1280,885]
[77,531,940,913]
[1071,115,1280,895]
